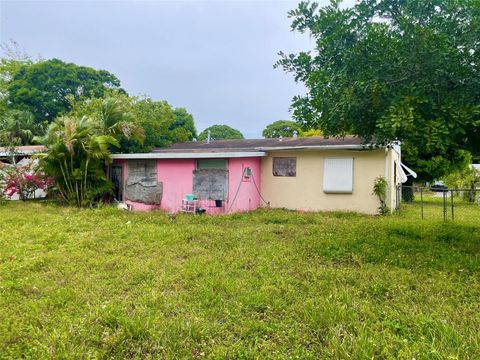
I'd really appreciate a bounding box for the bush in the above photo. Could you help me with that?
[0,160,54,200]
[372,176,389,215]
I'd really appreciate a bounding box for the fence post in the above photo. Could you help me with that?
[443,191,447,222]
[420,187,424,219]
[451,190,454,222]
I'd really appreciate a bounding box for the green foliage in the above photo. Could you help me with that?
[0,203,479,358]
[37,97,142,207]
[372,176,389,215]
[0,51,197,152]
[171,107,197,141]
[443,161,480,202]
[262,120,302,138]
[0,109,44,146]
[0,41,32,100]
[38,115,119,207]
[7,58,124,123]
[198,125,244,141]
[276,0,480,181]
[69,93,196,152]
[300,128,323,137]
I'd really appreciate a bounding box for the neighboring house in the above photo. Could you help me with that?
[110,136,414,214]
[0,145,45,164]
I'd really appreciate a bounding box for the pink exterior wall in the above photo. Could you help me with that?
[157,159,195,212]
[114,157,262,214]
[225,157,261,213]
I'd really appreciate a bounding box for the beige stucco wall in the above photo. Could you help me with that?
[260,149,398,215]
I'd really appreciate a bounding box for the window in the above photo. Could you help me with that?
[196,159,227,170]
[273,157,296,177]
[323,157,354,193]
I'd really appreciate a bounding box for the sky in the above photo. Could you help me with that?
[0,0,354,138]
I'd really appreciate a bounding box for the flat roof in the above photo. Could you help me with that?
[111,151,267,159]
[151,136,369,153]
[0,145,46,157]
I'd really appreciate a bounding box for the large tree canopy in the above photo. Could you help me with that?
[198,125,244,141]
[68,92,197,152]
[276,0,480,180]
[7,58,124,123]
[262,120,302,138]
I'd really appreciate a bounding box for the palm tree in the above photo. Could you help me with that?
[37,97,142,207]
[0,109,44,146]
[38,115,118,206]
[96,97,144,145]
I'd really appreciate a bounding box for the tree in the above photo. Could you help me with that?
[0,41,32,113]
[38,116,119,206]
[262,120,302,138]
[38,97,142,206]
[300,129,323,137]
[69,93,196,152]
[0,109,44,146]
[171,108,197,141]
[121,97,177,152]
[7,58,124,123]
[97,97,144,147]
[443,152,480,202]
[198,125,244,141]
[276,0,480,180]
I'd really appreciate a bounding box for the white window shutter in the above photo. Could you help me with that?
[323,158,354,193]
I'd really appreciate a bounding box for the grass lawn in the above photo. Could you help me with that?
[0,199,479,359]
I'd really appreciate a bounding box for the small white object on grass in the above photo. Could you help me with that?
[117,202,130,211]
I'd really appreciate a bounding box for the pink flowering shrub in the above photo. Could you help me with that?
[0,161,54,201]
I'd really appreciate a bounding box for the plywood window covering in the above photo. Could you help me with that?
[193,169,228,201]
[128,160,157,185]
[272,157,296,177]
[323,157,354,193]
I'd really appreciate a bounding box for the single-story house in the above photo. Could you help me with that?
[110,136,414,214]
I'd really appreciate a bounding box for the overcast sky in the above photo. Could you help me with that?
[0,0,354,138]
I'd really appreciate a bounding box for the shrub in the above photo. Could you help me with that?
[372,176,389,215]
[0,160,54,200]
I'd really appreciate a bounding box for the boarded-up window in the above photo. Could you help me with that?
[323,157,354,193]
[125,160,162,205]
[127,160,157,185]
[273,157,296,177]
[197,159,227,170]
[193,169,228,201]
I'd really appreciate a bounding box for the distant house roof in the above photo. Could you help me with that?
[111,136,378,160]
[0,145,45,157]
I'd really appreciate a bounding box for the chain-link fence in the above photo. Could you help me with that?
[396,185,480,222]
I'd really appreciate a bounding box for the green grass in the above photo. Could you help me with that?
[0,199,479,359]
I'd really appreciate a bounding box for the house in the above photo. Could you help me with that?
[0,145,45,164]
[110,136,414,214]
